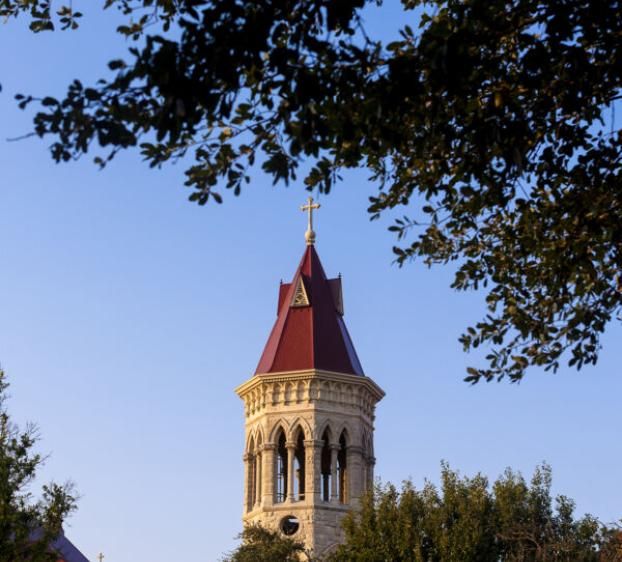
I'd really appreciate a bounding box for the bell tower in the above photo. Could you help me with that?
[235,199,384,557]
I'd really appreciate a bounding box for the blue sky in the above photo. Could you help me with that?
[1,3,621,561]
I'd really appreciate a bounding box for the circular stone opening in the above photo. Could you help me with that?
[280,515,300,536]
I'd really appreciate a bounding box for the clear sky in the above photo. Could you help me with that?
[1,4,621,561]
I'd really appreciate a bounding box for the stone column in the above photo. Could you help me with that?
[243,452,252,512]
[262,443,276,507]
[330,444,339,503]
[255,448,262,508]
[304,439,323,503]
[346,445,364,505]
[286,441,296,502]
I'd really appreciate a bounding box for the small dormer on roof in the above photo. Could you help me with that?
[291,277,310,307]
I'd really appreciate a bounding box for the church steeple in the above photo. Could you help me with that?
[235,204,384,558]
[255,244,364,376]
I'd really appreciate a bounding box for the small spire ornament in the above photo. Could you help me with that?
[300,196,321,245]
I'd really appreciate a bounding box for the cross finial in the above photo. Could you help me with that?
[300,196,321,245]
[98,553,104,562]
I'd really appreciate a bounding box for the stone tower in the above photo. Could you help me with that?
[235,200,384,557]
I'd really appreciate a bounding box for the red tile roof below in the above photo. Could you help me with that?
[255,245,364,376]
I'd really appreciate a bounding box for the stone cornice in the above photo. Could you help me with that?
[235,368,385,402]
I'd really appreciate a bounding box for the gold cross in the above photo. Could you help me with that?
[300,196,321,245]
[98,553,104,562]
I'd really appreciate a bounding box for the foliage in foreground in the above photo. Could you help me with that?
[333,463,622,562]
[223,524,308,562]
[4,0,622,382]
[0,367,77,561]
[223,464,621,561]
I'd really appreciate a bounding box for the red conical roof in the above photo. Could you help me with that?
[255,245,364,376]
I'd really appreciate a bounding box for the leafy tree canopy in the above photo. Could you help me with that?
[4,0,622,382]
[223,523,309,562]
[332,463,622,562]
[0,367,77,561]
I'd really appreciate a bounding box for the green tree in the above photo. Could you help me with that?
[4,0,622,382]
[223,524,309,562]
[331,463,616,562]
[0,367,77,561]
[599,527,622,562]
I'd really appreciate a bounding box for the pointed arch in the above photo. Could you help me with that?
[293,428,306,501]
[338,428,349,445]
[245,425,265,452]
[254,428,263,506]
[315,419,335,442]
[320,425,332,502]
[245,430,256,453]
[274,426,288,503]
[287,416,311,442]
[334,421,354,445]
[253,424,265,447]
[290,424,305,442]
[246,435,257,511]
[337,429,348,504]
[268,419,290,444]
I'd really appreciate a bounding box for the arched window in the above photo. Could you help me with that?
[320,428,331,502]
[293,429,306,501]
[275,429,287,503]
[246,436,256,512]
[337,431,348,504]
